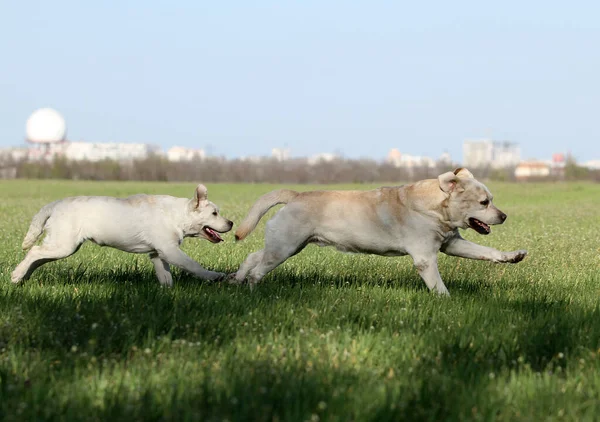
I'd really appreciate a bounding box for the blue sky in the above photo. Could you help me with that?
[1,1,599,162]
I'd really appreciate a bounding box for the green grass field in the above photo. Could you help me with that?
[0,179,599,421]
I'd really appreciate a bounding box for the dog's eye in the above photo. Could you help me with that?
[480,199,489,206]
[212,211,218,216]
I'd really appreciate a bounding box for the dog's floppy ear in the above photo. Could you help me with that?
[438,171,459,194]
[193,184,208,208]
[454,167,474,179]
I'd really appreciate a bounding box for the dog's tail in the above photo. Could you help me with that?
[235,189,299,241]
[21,201,57,250]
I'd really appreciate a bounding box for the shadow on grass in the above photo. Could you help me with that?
[1,267,599,420]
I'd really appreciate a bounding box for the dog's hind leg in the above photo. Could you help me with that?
[149,252,173,287]
[246,230,309,286]
[235,207,312,286]
[11,236,83,283]
[246,247,297,286]
[232,250,264,284]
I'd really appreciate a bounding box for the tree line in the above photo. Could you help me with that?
[11,156,453,183]
[2,155,598,183]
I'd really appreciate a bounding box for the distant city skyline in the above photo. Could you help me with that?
[4,131,600,174]
[1,2,599,162]
[5,106,592,164]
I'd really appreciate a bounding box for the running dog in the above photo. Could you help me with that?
[12,184,233,286]
[232,168,527,295]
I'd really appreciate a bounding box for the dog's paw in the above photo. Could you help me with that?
[211,272,229,282]
[226,273,245,285]
[10,270,23,284]
[434,284,451,297]
[505,250,528,263]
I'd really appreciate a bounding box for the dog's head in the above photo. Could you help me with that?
[186,184,234,243]
[438,168,507,235]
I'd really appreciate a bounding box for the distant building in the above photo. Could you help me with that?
[438,151,453,166]
[27,142,67,161]
[60,142,161,162]
[582,160,600,170]
[0,142,162,163]
[0,147,29,162]
[307,153,338,165]
[515,161,551,180]
[239,155,263,163]
[166,146,206,162]
[463,140,520,169]
[550,153,566,178]
[25,108,67,160]
[514,153,567,181]
[271,148,291,162]
[386,148,435,169]
[20,109,161,163]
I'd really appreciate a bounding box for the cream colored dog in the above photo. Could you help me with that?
[11,184,233,286]
[233,168,527,295]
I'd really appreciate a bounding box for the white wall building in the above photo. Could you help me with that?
[1,142,162,163]
[386,148,436,169]
[438,151,453,166]
[166,146,206,162]
[583,160,600,170]
[239,155,263,163]
[60,142,161,162]
[271,148,291,162]
[0,147,29,162]
[514,161,551,180]
[463,140,520,169]
[307,153,338,165]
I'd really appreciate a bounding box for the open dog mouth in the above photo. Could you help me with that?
[203,227,224,243]
[468,218,491,235]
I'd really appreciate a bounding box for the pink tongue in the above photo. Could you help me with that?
[206,228,223,241]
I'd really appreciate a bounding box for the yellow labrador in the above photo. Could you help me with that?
[233,168,527,295]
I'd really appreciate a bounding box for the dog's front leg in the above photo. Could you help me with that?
[158,247,225,281]
[441,233,527,263]
[411,254,450,296]
[149,252,173,287]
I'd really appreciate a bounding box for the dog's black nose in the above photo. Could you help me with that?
[499,212,507,222]
[228,220,234,228]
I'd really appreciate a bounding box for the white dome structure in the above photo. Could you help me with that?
[25,108,67,144]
